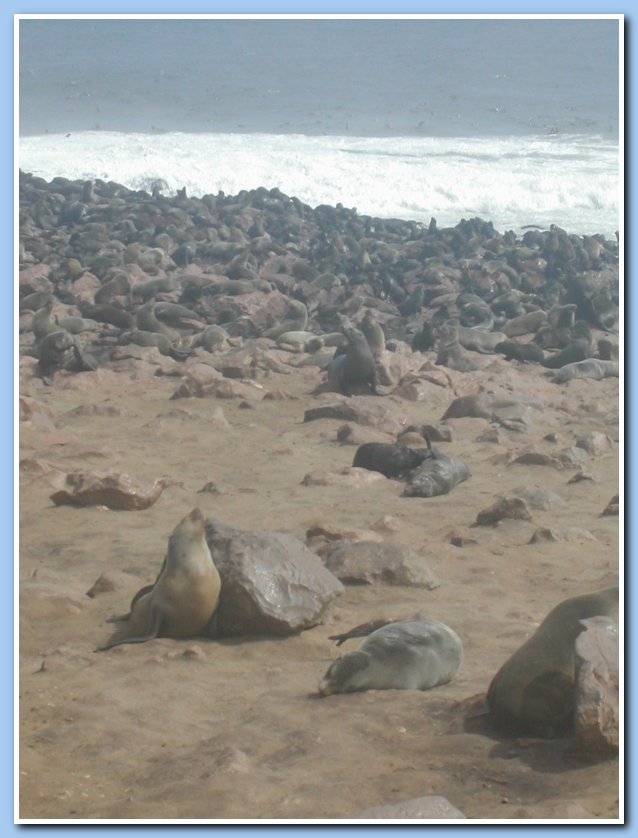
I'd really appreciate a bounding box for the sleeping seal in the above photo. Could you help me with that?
[487,586,619,737]
[318,619,463,695]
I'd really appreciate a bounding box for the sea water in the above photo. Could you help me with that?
[19,130,619,238]
[18,17,620,237]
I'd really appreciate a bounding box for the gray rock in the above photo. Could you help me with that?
[321,540,439,588]
[356,795,466,819]
[509,486,566,510]
[575,432,615,457]
[575,616,619,754]
[475,496,534,527]
[205,518,343,637]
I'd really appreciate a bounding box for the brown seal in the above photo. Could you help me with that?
[97,508,221,651]
[487,586,619,737]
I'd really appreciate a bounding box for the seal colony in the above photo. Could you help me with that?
[18,173,618,386]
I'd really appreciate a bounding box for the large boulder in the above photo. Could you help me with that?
[204,518,343,636]
[321,539,439,588]
[574,616,619,755]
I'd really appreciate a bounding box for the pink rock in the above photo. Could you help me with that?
[19,264,53,294]
[19,396,56,430]
[575,616,619,754]
[304,397,410,436]
[50,471,165,510]
[70,271,102,304]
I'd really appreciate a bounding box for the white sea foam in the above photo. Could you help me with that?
[19,131,619,238]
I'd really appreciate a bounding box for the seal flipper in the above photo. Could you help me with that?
[94,605,163,652]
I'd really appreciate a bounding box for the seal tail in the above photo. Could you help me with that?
[94,606,162,652]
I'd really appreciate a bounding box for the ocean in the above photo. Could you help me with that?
[18,17,621,238]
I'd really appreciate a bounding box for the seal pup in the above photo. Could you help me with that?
[402,439,471,498]
[487,586,618,737]
[435,324,479,372]
[97,508,221,651]
[262,300,308,340]
[352,442,433,479]
[32,301,59,341]
[318,619,463,695]
[359,309,385,358]
[495,340,545,364]
[36,329,97,383]
[541,321,595,369]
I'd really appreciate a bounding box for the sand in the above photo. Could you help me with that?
[18,355,619,822]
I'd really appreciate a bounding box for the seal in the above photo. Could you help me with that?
[455,325,507,354]
[554,359,619,383]
[352,442,432,478]
[359,309,385,358]
[97,508,221,651]
[436,324,479,372]
[487,586,619,737]
[36,329,97,383]
[495,340,545,364]
[262,300,308,340]
[541,322,595,369]
[501,310,548,338]
[32,301,59,341]
[318,619,463,695]
[328,324,378,395]
[402,440,471,498]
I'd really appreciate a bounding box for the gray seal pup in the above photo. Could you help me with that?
[554,359,619,383]
[487,586,618,737]
[97,508,221,651]
[318,619,463,695]
[402,439,471,498]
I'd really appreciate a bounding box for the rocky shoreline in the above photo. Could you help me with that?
[19,170,618,386]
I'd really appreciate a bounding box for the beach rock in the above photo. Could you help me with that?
[321,540,439,588]
[475,496,534,526]
[19,263,53,294]
[529,527,596,544]
[19,396,56,430]
[508,486,566,510]
[171,370,265,401]
[85,570,145,597]
[574,616,619,755]
[304,397,410,436]
[601,494,620,516]
[356,795,466,819]
[50,471,165,510]
[336,423,395,447]
[575,432,615,457]
[204,518,343,636]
